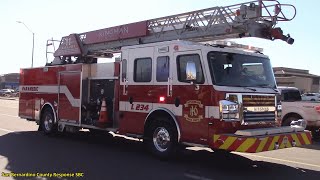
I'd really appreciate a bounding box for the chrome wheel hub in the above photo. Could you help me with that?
[153,127,170,152]
[44,115,53,131]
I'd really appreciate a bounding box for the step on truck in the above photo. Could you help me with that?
[19,0,311,158]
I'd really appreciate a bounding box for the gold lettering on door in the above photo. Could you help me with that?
[184,100,203,122]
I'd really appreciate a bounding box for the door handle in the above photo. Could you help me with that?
[129,97,133,104]
[167,77,172,97]
[123,78,128,95]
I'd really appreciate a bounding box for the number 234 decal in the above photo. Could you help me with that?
[131,104,150,111]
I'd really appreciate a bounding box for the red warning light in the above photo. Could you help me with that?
[159,96,165,102]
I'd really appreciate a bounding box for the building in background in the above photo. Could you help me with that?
[0,73,19,89]
[273,67,320,93]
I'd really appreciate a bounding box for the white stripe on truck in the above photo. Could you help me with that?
[19,85,80,107]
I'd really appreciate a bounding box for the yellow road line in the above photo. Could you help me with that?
[235,153,320,169]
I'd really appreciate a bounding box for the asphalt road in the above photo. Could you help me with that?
[0,98,320,180]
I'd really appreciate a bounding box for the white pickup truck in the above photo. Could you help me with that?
[277,86,320,139]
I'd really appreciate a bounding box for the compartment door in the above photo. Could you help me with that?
[58,71,81,124]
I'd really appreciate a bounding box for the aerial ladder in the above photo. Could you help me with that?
[47,0,296,64]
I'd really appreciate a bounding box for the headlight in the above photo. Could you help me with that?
[221,104,239,111]
[222,105,229,111]
[219,100,240,121]
[228,104,239,111]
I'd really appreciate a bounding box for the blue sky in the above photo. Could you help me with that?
[1,0,319,75]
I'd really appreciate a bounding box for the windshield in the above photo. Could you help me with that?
[207,51,276,88]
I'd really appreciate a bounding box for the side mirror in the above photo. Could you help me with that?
[186,61,197,82]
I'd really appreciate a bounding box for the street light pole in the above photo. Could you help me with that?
[32,32,34,67]
[17,21,34,68]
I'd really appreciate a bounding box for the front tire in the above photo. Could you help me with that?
[146,120,177,159]
[41,108,56,135]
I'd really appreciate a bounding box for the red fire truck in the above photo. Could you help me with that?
[19,0,311,158]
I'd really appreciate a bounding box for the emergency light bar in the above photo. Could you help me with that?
[213,40,264,52]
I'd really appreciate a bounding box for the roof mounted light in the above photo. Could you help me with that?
[212,40,263,52]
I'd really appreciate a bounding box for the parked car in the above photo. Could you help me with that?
[301,93,320,101]
[0,89,13,97]
[277,86,320,139]
[12,89,19,97]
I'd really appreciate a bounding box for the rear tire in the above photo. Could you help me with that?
[41,108,56,135]
[145,119,178,159]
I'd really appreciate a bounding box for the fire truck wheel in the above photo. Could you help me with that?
[147,120,178,159]
[41,108,56,135]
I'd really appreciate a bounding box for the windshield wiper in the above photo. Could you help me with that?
[256,84,278,92]
[231,85,257,91]
[244,87,257,91]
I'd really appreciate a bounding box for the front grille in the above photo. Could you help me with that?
[242,95,275,106]
[242,95,276,123]
[243,112,275,122]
